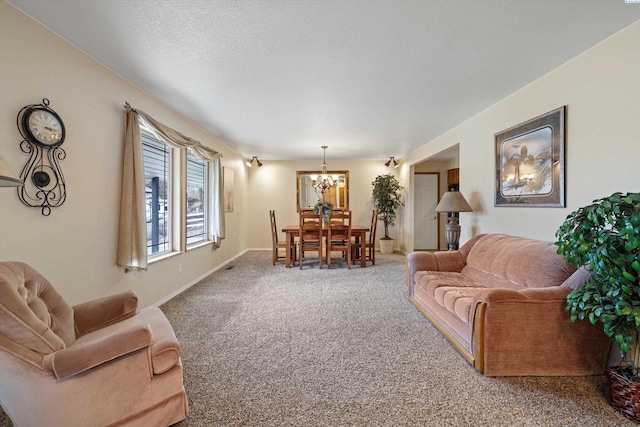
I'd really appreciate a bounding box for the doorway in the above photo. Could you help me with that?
[414,173,439,250]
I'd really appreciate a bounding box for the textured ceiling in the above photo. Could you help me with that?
[6,0,640,161]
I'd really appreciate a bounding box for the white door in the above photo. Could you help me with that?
[414,173,439,250]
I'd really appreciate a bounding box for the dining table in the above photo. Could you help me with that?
[281,224,370,268]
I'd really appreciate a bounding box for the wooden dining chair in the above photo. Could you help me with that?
[270,210,294,265]
[326,210,352,269]
[298,211,323,269]
[353,209,377,266]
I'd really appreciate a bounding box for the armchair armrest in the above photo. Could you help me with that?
[73,290,139,337]
[42,324,153,380]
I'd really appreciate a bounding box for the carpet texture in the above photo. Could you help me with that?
[0,251,634,426]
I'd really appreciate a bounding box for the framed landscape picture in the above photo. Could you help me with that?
[495,106,566,207]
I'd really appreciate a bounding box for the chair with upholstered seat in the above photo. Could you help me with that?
[270,210,295,265]
[298,211,323,269]
[0,262,188,427]
[353,209,377,266]
[326,210,352,269]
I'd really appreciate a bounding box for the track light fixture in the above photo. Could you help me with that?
[246,156,263,167]
[385,156,399,168]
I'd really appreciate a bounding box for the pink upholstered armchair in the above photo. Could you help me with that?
[0,262,188,426]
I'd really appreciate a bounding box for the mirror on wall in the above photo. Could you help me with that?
[296,171,349,211]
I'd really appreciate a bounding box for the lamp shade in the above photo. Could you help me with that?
[435,191,472,213]
[0,154,23,187]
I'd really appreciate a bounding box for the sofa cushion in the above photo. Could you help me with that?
[560,266,592,290]
[415,271,487,323]
[436,286,483,323]
[461,234,576,289]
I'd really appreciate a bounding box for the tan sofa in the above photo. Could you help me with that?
[0,262,188,426]
[407,234,610,376]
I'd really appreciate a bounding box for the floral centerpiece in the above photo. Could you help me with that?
[313,199,333,223]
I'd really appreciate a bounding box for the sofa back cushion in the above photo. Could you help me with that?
[0,262,75,357]
[461,234,576,289]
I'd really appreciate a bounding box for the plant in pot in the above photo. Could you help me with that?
[372,173,404,254]
[555,191,640,421]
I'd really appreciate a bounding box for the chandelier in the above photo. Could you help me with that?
[311,146,338,195]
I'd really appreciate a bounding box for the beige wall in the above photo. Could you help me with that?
[400,20,640,253]
[2,1,638,307]
[0,3,248,307]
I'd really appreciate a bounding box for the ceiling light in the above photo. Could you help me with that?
[312,146,338,196]
[246,156,263,167]
[385,156,399,168]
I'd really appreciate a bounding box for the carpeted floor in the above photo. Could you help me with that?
[1,251,634,426]
[161,251,631,426]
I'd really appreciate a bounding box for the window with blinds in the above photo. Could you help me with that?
[142,133,171,255]
[186,149,207,245]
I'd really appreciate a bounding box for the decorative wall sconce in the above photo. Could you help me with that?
[385,156,399,168]
[16,98,67,216]
[246,156,263,167]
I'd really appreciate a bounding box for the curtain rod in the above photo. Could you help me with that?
[122,101,223,158]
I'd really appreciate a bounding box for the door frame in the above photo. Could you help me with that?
[414,172,440,250]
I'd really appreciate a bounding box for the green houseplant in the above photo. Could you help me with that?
[372,174,404,254]
[555,191,640,420]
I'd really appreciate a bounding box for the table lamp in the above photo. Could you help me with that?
[435,190,472,250]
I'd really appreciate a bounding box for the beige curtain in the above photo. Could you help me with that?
[208,156,225,248]
[117,110,147,271]
[117,107,225,271]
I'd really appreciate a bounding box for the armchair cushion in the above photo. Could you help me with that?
[0,262,74,353]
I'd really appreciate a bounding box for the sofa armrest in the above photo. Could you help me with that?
[42,324,153,380]
[474,286,571,304]
[470,287,571,330]
[471,286,609,376]
[406,251,466,293]
[73,290,139,337]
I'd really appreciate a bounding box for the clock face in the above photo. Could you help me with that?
[23,107,65,147]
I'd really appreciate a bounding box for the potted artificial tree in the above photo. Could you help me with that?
[372,174,404,254]
[555,191,640,422]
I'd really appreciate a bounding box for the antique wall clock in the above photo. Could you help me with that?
[16,98,67,216]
